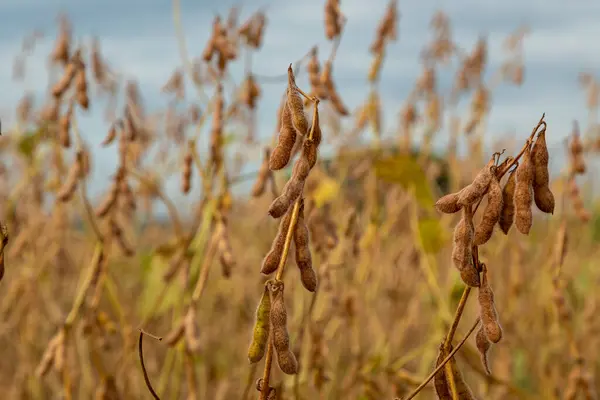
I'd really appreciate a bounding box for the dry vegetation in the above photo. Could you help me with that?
[2,1,600,399]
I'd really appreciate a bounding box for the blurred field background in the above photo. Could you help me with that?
[0,0,600,399]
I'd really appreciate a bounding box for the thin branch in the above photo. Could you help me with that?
[191,232,219,303]
[138,330,161,400]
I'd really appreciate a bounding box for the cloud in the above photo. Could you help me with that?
[0,0,599,205]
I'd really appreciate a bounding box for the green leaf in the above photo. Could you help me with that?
[138,253,182,319]
[191,199,218,249]
[223,132,237,146]
[512,347,534,390]
[187,198,218,287]
[448,276,464,311]
[574,264,592,296]
[373,155,434,207]
[566,275,583,312]
[591,204,600,243]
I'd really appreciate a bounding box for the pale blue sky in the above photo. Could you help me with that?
[1,0,599,205]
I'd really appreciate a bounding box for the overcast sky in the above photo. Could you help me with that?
[1,0,599,205]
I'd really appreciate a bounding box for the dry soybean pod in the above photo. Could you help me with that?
[457,157,495,207]
[287,65,309,135]
[514,146,534,234]
[268,280,298,375]
[434,343,452,400]
[56,152,83,202]
[533,185,555,215]
[269,102,321,218]
[101,120,120,147]
[531,128,555,214]
[531,128,550,186]
[478,263,503,343]
[184,306,201,352]
[293,199,317,292]
[269,100,296,170]
[435,191,462,214]
[498,167,516,234]
[475,326,492,375]
[435,343,476,400]
[451,206,480,287]
[261,208,294,275]
[248,281,272,363]
[473,174,503,245]
[181,148,193,194]
[268,142,312,218]
[449,353,476,400]
[304,103,322,168]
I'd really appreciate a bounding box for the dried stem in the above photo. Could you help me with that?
[444,287,472,350]
[64,242,103,328]
[500,113,546,177]
[259,340,276,400]
[276,200,302,281]
[289,65,316,103]
[191,232,219,303]
[260,199,302,400]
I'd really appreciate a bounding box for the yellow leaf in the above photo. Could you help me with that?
[311,175,340,207]
[373,155,434,207]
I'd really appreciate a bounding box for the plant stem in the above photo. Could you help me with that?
[191,233,218,303]
[259,90,320,400]
[260,341,276,400]
[64,242,104,328]
[260,199,302,400]
[444,287,472,350]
